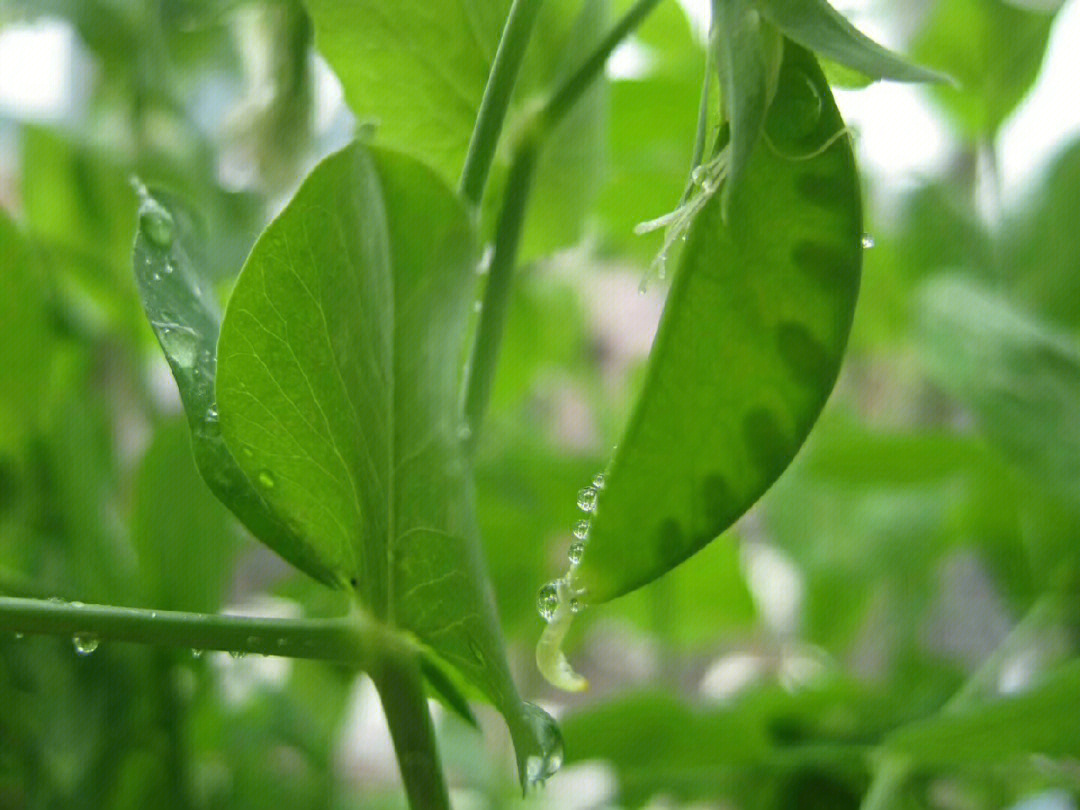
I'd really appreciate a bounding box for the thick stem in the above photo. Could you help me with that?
[460,0,545,207]
[373,653,450,810]
[463,142,538,449]
[0,596,408,666]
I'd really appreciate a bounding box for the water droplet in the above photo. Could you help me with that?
[592,473,606,490]
[257,470,275,488]
[151,271,161,282]
[72,634,99,656]
[158,326,198,368]
[163,262,174,274]
[861,233,875,250]
[14,632,24,640]
[191,649,203,659]
[205,406,219,423]
[577,486,598,513]
[229,650,246,659]
[568,597,581,613]
[139,199,175,249]
[568,541,585,565]
[521,702,564,785]
[572,520,590,541]
[537,581,560,622]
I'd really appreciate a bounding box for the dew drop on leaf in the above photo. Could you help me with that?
[158,326,199,368]
[537,581,560,622]
[568,541,585,565]
[577,486,598,513]
[861,233,876,249]
[592,472,606,489]
[572,520,590,540]
[139,199,175,250]
[72,634,99,656]
[521,702,564,786]
[191,649,203,659]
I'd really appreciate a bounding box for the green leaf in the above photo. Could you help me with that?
[756,0,947,84]
[575,43,861,603]
[305,0,606,256]
[131,419,236,613]
[0,210,52,451]
[912,0,1055,137]
[885,661,1080,765]
[132,189,340,588]
[713,0,781,209]
[214,142,556,785]
[918,275,1080,507]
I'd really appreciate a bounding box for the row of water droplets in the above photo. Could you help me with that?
[536,471,606,623]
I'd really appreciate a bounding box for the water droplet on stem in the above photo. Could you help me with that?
[72,634,99,656]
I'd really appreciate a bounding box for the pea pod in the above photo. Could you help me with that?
[574,42,861,605]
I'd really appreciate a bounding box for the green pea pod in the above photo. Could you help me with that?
[574,42,861,607]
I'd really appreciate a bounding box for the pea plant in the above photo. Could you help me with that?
[8,0,1072,807]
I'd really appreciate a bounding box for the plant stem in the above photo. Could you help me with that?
[374,653,451,810]
[539,0,663,136]
[463,142,537,449]
[462,0,663,448]
[460,0,545,208]
[0,596,410,666]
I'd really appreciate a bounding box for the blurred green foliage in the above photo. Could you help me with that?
[1,0,1080,807]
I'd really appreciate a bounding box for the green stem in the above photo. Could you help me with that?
[539,0,663,135]
[463,142,538,449]
[373,653,451,810]
[460,0,545,207]
[0,596,410,666]
[462,0,663,447]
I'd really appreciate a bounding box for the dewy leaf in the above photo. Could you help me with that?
[132,187,342,588]
[575,43,861,603]
[215,142,556,786]
[756,0,948,84]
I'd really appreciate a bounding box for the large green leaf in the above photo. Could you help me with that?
[911,0,1056,137]
[132,189,339,587]
[214,142,556,783]
[574,43,861,602]
[304,0,606,257]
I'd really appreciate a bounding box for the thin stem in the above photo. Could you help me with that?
[682,37,715,203]
[0,596,410,666]
[539,0,664,135]
[460,0,545,207]
[374,653,451,810]
[462,0,663,448]
[463,142,538,449]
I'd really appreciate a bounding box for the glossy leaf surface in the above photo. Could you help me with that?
[132,190,338,587]
[575,44,861,602]
[215,142,552,783]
